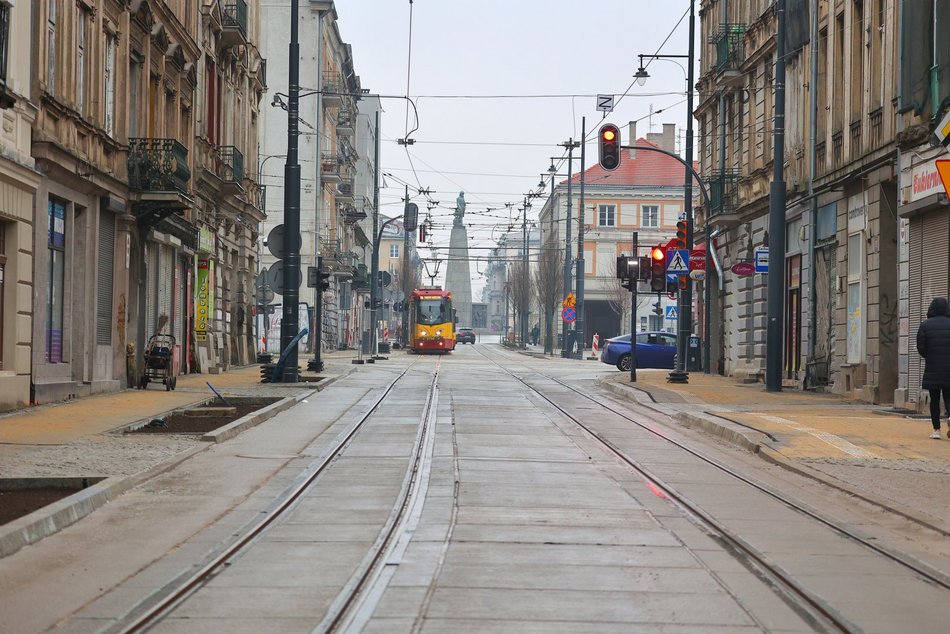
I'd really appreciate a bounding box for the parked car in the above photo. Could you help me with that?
[600,331,677,371]
[456,327,477,344]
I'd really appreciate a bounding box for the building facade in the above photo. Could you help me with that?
[24,0,264,407]
[259,1,370,357]
[894,3,950,410]
[538,125,686,349]
[696,0,901,397]
[0,0,41,410]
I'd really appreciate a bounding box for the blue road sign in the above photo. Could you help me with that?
[666,249,690,274]
[665,305,678,320]
[561,307,577,323]
[754,248,769,273]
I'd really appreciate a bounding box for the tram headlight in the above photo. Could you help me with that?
[434,329,442,336]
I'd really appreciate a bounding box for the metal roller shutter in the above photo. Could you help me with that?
[158,245,172,330]
[908,211,950,402]
[146,245,158,339]
[96,211,115,345]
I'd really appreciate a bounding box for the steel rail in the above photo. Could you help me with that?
[318,357,443,633]
[474,345,950,633]
[112,359,422,634]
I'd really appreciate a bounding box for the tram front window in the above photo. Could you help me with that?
[416,299,446,326]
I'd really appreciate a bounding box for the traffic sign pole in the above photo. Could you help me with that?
[630,231,638,383]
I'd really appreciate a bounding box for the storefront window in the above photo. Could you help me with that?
[47,199,66,363]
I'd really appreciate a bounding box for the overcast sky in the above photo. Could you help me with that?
[336,1,696,295]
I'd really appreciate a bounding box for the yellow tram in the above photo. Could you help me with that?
[409,288,456,353]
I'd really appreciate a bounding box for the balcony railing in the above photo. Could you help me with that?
[337,177,354,201]
[322,71,342,106]
[341,204,366,225]
[217,146,244,184]
[222,1,248,39]
[337,110,355,135]
[707,170,740,219]
[713,23,746,75]
[128,138,191,193]
[321,153,341,181]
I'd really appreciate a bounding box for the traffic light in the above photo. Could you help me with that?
[316,256,331,292]
[616,255,639,290]
[679,275,688,291]
[653,301,663,316]
[649,246,666,292]
[675,220,688,250]
[638,256,651,280]
[598,124,621,171]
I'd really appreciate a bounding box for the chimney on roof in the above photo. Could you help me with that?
[661,123,676,153]
[627,121,637,158]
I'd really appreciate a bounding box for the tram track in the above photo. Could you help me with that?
[109,356,441,634]
[474,344,950,633]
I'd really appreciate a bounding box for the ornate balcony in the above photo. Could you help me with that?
[221,0,248,47]
[336,177,354,202]
[706,170,740,226]
[322,71,343,108]
[321,153,342,182]
[217,145,245,186]
[337,110,355,137]
[341,204,366,225]
[712,24,745,87]
[128,138,191,195]
[352,263,369,290]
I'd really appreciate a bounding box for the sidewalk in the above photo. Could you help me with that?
[0,351,357,446]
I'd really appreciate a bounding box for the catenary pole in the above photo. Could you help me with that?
[766,0,788,391]
[575,117,587,359]
[279,0,301,382]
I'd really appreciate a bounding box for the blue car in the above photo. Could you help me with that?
[600,332,677,371]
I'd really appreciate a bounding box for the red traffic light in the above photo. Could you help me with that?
[675,220,688,249]
[598,124,621,171]
[650,246,665,261]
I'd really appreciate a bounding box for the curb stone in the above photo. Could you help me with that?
[0,371,354,559]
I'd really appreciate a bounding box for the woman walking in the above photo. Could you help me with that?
[916,297,950,439]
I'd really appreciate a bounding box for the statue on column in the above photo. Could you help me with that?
[454,191,466,227]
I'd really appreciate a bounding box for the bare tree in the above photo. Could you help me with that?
[508,260,531,347]
[534,238,563,354]
[606,277,653,335]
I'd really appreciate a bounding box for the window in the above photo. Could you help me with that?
[129,54,142,137]
[47,199,67,363]
[850,2,864,121]
[0,222,6,368]
[77,9,87,113]
[598,204,616,227]
[846,231,864,364]
[833,13,845,130]
[389,244,399,258]
[0,3,10,85]
[641,205,659,228]
[104,33,116,135]
[47,0,57,95]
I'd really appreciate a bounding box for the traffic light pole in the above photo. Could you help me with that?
[630,231,639,383]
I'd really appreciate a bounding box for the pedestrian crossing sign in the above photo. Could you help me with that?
[665,305,678,320]
[666,249,689,274]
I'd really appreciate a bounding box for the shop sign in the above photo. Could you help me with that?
[195,258,214,332]
[909,160,946,202]
[198,226,215,254]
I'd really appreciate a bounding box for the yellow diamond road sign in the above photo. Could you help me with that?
[936,160,950,198]
[563,293,576,308]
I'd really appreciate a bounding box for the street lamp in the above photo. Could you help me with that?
[633,0,696,383]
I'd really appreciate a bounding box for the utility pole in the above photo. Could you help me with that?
[766,0,788,391]
[560,138,579,357]
[279,0,301,382]
[369,110,381,362]
[522,199,529,348]
[575,117,587,359]
[669,0,696,384]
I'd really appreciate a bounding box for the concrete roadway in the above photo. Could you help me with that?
[0,344,947,632]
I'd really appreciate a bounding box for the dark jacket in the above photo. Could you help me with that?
[916,297,950,389]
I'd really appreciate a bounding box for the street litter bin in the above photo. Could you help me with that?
[687,335,702,371]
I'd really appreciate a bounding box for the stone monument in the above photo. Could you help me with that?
[444,191,473,327]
